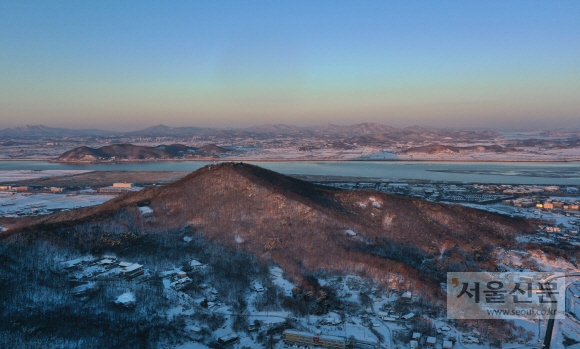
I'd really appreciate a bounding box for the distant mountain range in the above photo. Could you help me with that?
[0,125,117,138]
[0,123,505,140]
[125,125,211,137]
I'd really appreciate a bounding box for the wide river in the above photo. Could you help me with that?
[0,160,579,185]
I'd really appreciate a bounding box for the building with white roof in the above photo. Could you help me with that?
[119,263,144,279]
[426,336,437,346]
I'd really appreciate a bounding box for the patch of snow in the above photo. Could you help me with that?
[162,279,171,290]
[253,282,265,292]
[138,206,153,216]
[270,266,295,296]
[344,229,357,236]
[115,292,135,306]
[369,196,382,208]
[383,213,395,229]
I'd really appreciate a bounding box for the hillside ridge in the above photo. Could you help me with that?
[57,143,228,162]
[2,162,538,298]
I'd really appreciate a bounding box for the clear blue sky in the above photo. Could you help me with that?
[1,1,579,130]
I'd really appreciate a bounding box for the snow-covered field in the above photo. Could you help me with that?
[0,192,114,217]
[225,146,385,160]
[216,146,580,161]
[215,144,580,161]
[393,147,580,162]
[0,170,90,183]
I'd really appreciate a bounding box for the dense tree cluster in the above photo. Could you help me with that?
[0,227,269,348]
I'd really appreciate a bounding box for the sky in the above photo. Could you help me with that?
[0,1,579,131]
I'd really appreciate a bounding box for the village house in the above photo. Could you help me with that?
[378,311,399,322]
[119,262,144,279]
[189,259,203,270]
[321,317,341,325]
[171,277,192,290]
[464,336,480,344]
[13,186,31,192]
[425,336,437,347]
[97,258,116,268]
[543,202,554,209]
[218,333,239,345]
[98,183,141,193]
[113,182,133,188]
[71,282,97,296]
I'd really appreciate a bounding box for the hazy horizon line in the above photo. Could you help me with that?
[0,122,575,134]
